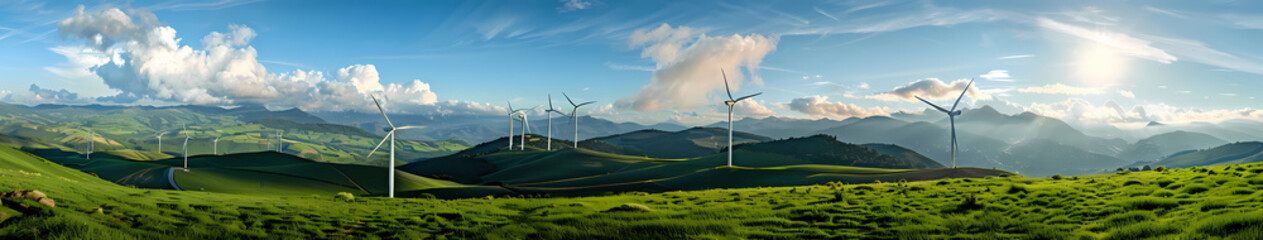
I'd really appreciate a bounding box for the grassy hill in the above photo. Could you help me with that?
[583,127,772,159]
[0,102,468,165]
[399,134,997,197]
[1152,142,1263,168]
[4,143,1263,239]
[27,148,505,197]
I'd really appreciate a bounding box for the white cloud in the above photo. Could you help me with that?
[997,54,1034,60]
[734,99,774,116]
[1146,35,1263,75]
[784,95,887,119]
[1143,6,1187,19]
[1018,83,1105,95]
[866,78,991,102]
[979,69,1013,82]
[1036,18,1176,64]
[1118,90,1135,98]
[813,7,840,22]
[1222,14,1263,29]
[557,0,592,12]
[617,23,777,111]
[45,5,481,115]
[1025,98,1263,126]
[857,82,870,89]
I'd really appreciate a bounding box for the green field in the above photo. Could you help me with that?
[0,103,469,166]
[4,144,1263,239]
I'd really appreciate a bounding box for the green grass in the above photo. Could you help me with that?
[6,144,1263,239]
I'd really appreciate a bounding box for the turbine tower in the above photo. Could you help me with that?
[156,131,167,153]
[915,78,975,168]
[516,113,532,150]
[366,96,425,198]
[213,136,221,155]
[720,69,762,168]
[562,92,595,148]
[86,128,94,160]
[181,124,190,169]
[505,102,523,149]
[544,94,567,151]
[276,130,283,153]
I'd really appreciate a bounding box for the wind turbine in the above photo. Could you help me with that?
[365,96,425,198]
[516,113,533,150]
[544,94,568,151]
[181,124,190,169]
[720,69,761,168]
[276,130,283,153]
[915,78,974,168]
[156,131,168,153]
[562,92,595,148]
[213,136,221,155]
[506,102,523,149]
[86,128,94,160]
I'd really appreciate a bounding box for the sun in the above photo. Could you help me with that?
[1073,41,1130,87]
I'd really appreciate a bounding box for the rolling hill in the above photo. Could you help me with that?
[1116,131,1228,163]
[399,134,992,197]
[28,148,508,197]
[703,116,847,139]
[5,141,1263,239]
[0,102,468,165]
[315,111,689,143]
[1151,141,1263,168]
[582,127,771,159]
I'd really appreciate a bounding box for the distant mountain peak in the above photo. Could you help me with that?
[1147,121,1165,127]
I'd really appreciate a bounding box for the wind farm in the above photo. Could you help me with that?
[2,1,1262,239]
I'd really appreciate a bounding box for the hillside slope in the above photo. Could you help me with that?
[1152,142,1263,168]
[4,142,1263,239]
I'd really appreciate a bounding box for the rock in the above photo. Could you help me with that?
[23,190,47,200]
[603,203,653,213]
[37,198,55,208]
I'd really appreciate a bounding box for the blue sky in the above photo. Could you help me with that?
[1,0,1261,127]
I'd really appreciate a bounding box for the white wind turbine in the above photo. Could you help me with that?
[915,78,974,168]
[181,124,190,169]
[506,102,523,149]
[562,92,595,148]
[720,69,761,168]
[213,136,221,155]
[86,127,94,160]
[544,94,568,151]
[156,131,168,153]
[276,130,283,153]
[516,112,533,150]
[365,96,425,198]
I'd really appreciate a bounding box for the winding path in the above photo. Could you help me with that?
[166,167,183,191]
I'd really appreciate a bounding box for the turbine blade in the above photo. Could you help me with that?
[548,94,555,110]
[721,69,734,100]
[916,96,950,113]
[576,101,596,108]
[951,78,974,111]
[562,92,576,106]
[367,131,393,159]
[371,96,395,128]
[507,101,514,112]
[735,92,762,102]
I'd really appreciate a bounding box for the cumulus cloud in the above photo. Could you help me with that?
[1118,90,1135,98]
[1024,98,1263,126]
[1018,83,1105,95]
[784,96,887,119]
[616,23,777,112]
[866,78,991,102]
[734,99,774,116]
[46,5,482,115]
[28,84,79,101]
